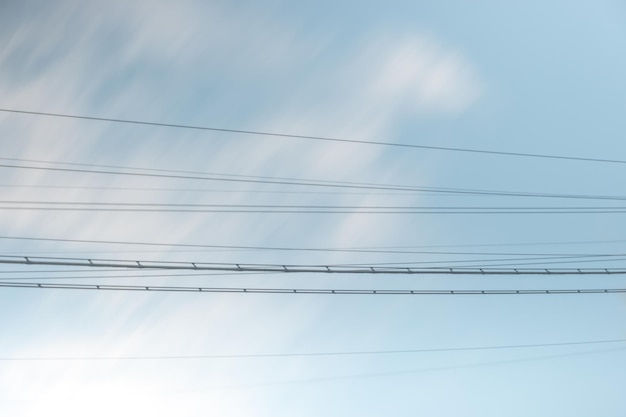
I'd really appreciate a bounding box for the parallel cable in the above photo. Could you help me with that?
[2,338,625,361]
[4,160,626,202]
[2,255,626,275]
[8,201,626,210]
[3,234,625,252]
[0,281,625,294]
[2,108,625,165]
[0,271,272,281]
[4,206,626,214]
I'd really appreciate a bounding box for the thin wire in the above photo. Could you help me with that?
[3,234,625,252]
[0,281,625,294]
[8,201,626,210]
[4,162,624,202]
[205,346,626,390]
[2,108,625,165]
[2,338,625,361]
[4,160,626,202]
[328,255,626,268]
[4,206,626,214]
[0,271,273,281]
[0,184,431,197]
[4,235,622,256]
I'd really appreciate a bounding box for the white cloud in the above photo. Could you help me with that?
[0,2,485,415]
[371,35,482,113]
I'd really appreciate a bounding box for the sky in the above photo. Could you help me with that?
[1,0,626,416]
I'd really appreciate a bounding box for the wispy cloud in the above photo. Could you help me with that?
[0,1,484,414]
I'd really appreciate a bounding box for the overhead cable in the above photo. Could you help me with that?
[3,234,625,251]
[5,201,626,214]
[2,255,626,275]
[4,235,625,259]
[4,159,626,202]
[4,162,625,202]
[2,108,625,165]
[0,281,624,294]
[2,338,625,361]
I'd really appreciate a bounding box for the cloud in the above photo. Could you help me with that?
[370,35,482,114]
[0,2,485,415]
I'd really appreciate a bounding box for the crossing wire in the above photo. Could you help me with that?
[2,108,625,165]
[4,156,626,201]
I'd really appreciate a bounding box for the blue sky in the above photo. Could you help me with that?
[1,1,626,416]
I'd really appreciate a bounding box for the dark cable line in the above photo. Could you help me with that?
[2,108,625,165]
[0,271,273,281]
[3,234,624,251]
[3,160,626,202]
[4,206,626,214]
[0,183,436,197]
[8,200,626,210]
[1,281,625,294]
[328,255,626,268]
[2,338,625,361]
[440,256,626,269]
[2,235,624,257]
[2,254,626,275]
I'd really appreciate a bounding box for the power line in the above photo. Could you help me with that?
[2,338,625,361]
[4,206,626,214]
[2,108,625,165]
[8,201,626,210]
[209,347,626,389]
[3,234,625,251]
[3,234,625,258]
[4,159,626,202]
[2,254,626,274]
[0,280,624,294]
[0,271,272,281]
[0,183,435,197]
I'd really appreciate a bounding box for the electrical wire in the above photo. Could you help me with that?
[3,160,626,202]
[2,254,626,274]
[4,206,626,214]
[1,338,625,361]
[9,201,626,210]
[0,281,625,294]
[3,234,625,252]
[0,271,273,280]
[2,108,625,165]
